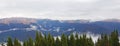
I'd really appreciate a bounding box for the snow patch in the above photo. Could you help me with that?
[67,28,75,31]
[53,27,60,32]
[26,25,38,31]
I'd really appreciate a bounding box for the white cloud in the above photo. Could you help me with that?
[77,0,100,3]
[0,0,120,21]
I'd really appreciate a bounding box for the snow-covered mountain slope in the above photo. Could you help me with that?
[0,17,120,42]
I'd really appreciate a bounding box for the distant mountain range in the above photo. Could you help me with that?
[0,17,120,42]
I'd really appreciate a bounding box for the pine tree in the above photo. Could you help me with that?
[7,37,13,46]
[43,34,47,46]
[103,34,109,46]
[69,34,76,46]
[67,35,70,46]
[5,30,120,46]
[27,37,34,46]
[61,34,68,46]
[55,37,61,46]
[35,31,43,46]
[13,38,21,46]
[75,33,80,46]
[82,34,88,46]
[110,30,119,46]
[23,41,27,46]
[35,31,39,46]
[79,36,83,46]
[95,38,101,46]
[47,33,54,46]
[96,34,110,46]
[87,37,94,46]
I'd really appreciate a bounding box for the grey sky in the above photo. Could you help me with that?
[0,0,120,20]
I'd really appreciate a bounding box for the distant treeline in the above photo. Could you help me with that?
[3,30,120,46]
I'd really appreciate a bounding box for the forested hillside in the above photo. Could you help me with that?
[1,18,120,42]
[4,30,119,46]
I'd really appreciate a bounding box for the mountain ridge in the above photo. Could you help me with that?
[0,17,119,42]
[1,17,120,24]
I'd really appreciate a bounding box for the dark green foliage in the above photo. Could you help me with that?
[78,34,94,46]
[88,37,94,46]
[95,38,101,46]
[95,34,109,46]
[13,38,21,46]
[5,30,120,46]
[55,37,61,46]
[42,34,47,46]
[34,31,40,46]
[69,34,76,46]
[110,30,119,46]
[27,37,34,46]
[96,30,119,46]
[75,33,81,46]
[61,34,68,46]
[7,37,13,46]
[47,33,54,46]
[23,41,27,46]
[35,31,43,46]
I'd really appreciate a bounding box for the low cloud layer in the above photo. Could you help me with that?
[0,0,120,20]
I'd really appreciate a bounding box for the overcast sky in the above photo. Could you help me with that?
[0,0,120,20]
